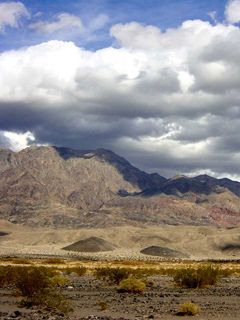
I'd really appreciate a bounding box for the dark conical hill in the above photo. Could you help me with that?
[62,236,116,252]
[140,245,188,258]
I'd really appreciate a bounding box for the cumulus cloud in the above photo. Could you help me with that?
[0,1,29,32]
[1,18,240,179]
[225,0,240,24]
[208,11,218,24]
[88,14,109,32]
[28,12,109,42]
[29,13,83,33]
[0,131,35,151]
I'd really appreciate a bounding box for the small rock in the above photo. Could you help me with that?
[67,285,74,290]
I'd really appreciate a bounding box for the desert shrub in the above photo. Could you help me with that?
[95,267,131,284]
[0,266,60,289]
[44,258,65,264]
[7,266,72,314]
[15,267,52,297]
[50,274,69,287]
[98,300,108,311]
[131,267,177,277]
[10,258,32,265]
[63,268,72,275]
[0,266,19,287]
[220,268,234,277]
[110,268,131,284]
[0,267,7,287]
[118,277,146,294]
[22,288,73,313]
[144,278,155,287]
[162,267,178,276]
[173,265,221,288]
[70,266,87,276]
[177,301,200,316]
[95,267,113,282]
[131,268,156,278]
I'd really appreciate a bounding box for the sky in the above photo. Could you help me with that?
[0,0,240,180]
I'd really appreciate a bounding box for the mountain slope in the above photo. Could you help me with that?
[194,174,240,197]
[0,146,239,228]
[53,146,167,190]
[0,146,166,226]
[140,174,240,197]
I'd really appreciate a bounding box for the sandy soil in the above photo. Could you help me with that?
[0,273,240,320]
[0,220,240,260]
[1,219,239,319]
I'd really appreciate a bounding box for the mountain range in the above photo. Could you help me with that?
[0,145,240,228]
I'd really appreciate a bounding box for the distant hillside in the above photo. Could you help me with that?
[0,146,240,227]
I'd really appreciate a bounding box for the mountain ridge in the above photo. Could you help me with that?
[0,145,240,228]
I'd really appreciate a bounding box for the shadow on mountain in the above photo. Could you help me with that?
[53,146,167,191]
[139,174,240,198]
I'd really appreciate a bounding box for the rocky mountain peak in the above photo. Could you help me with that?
[0,145,240,228]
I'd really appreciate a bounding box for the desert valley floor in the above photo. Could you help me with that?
[0,219,240,260]
[0,219,240,320]
[0,269,240,320]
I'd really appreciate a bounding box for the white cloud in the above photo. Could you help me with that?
[88,14,109,31]
[29,13,84,33]
[28,12,109,42]
[0,1,29,32]
[208,11,218,24]
[110,22,162,50]
[0,131,35,151]
[186,168,240,182]
[225,0,240,23]
[1,19,240,178]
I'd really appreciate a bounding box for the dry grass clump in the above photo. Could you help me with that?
[177,301,200,316]
[118,277,146,294]
[173,265,222,288]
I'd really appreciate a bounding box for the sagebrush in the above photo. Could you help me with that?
[118,277,146,294]
[173,265,222,288]
[178,301,200,316]
[0,266,72,313]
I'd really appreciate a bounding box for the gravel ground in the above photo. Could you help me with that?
[0,274,240,320]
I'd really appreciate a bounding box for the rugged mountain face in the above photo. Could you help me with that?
[0,146,240,228]
[194,174,240,197]
[140,174,240,197]
[54,147,167,191]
